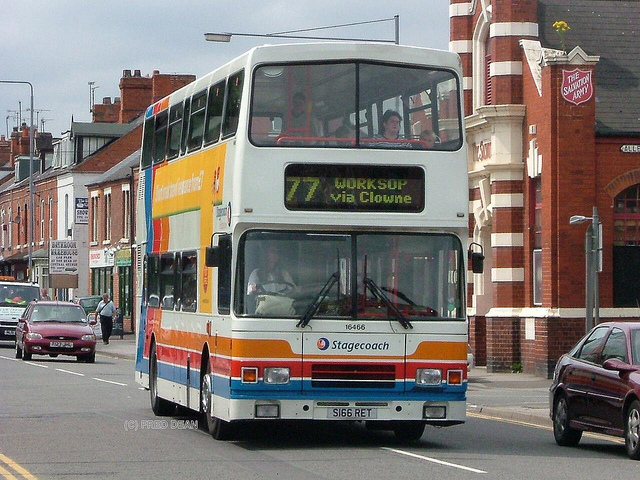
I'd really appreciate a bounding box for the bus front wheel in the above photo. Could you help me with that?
[201,358,234,440]
[150,343,174,416]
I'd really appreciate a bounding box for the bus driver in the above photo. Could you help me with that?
[246,243,295,296]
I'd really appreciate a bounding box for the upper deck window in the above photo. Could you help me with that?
[222,70,244,139]
[250,62,462,150]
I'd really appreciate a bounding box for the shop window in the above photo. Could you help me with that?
[613,184,640,306]
[532,177,542,306]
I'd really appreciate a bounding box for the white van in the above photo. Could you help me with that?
[0,281,41,343]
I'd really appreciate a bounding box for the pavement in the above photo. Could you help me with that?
[96,336,553,428]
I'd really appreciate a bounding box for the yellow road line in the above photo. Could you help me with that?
[467,411,625,444]
[0,454,38,480]
[0,464,18,480]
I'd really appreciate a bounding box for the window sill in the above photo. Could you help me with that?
[120,238,129,244]
[90,241,98,246]
[102,240,111,245]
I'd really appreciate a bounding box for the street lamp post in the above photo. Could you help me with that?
[0,80,35,282]
[205,15,400,45]
[570,206,602,332]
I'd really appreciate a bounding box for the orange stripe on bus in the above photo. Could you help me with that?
[407,341,467,361]
[154,328,298,359]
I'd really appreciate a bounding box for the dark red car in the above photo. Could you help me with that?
[550,321,640,459]
[15,301,97,363]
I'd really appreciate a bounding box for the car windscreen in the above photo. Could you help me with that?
[633,329,640,365]
[0,284,40,306]
[31,305,87,323]
[79,297,101,313]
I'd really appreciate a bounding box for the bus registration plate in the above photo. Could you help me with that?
[327,407,377,419]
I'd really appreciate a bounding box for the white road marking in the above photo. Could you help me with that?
[0,355,18,362]
[138,387,146,391]
[92,377,127,386]
[24,362,48,368]
[56,368,84,377]
[382,447,487,474]
[468,411,625,444]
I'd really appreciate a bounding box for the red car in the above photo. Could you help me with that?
[15,301,98,363]
[550,321,640,459]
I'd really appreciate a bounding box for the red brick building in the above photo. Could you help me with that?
[451,0,640,376]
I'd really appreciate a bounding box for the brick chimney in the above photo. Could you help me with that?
[0,135,10,167]
[92,96,120,123]
[9,123,35,167]
[119,69,152,123]
[151,70,196,104]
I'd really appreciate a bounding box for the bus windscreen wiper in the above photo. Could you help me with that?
[381,286,417,307]
[364,277,413,330]
[297,272,339,328]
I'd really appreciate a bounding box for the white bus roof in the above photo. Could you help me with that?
[160,42,461,107]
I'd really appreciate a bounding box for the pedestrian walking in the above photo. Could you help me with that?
[41,289,51,300]
[96,293,117,344]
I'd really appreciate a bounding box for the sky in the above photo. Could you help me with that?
[1,1,449,139]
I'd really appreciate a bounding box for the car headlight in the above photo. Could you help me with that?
[25,332,42,340]
[263,367,290,384]
[416,368,442,386]
[81,334,96,341]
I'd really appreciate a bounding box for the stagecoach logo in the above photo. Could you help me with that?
[316,337,390,353]
[561,69,593,106]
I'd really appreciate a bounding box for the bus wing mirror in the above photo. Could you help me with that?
[468,242,484,274]
[205,246,221,268]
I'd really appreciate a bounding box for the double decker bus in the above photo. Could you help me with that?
[135,42,477,441]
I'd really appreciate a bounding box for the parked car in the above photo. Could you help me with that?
[74,295,103,339]
[15,301,97,363]
[0,281,41,344]
[550,321,640,460]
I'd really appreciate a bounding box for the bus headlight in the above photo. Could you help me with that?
[263,367,290,384]
[416,368,442,386]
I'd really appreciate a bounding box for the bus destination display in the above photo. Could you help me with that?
[285,164,424,212]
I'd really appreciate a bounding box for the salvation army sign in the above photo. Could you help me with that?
[561,69,593,105]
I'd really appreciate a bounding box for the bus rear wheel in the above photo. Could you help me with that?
[200,357,234,440]
[150,343,174,416]
[393,421,425,442]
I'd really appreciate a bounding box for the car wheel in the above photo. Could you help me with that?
[200,356,234,440]
[85,353,96,364]
[553,394,582,446]
[625,400,640,460]
[149,343,174,416]
[15,340,22,359]
[393,421,425,442]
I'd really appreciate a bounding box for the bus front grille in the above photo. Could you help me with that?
[311,364,396,389]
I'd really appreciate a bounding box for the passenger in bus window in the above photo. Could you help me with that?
[419,129,439,148]
[376,110,402,140]
[246,244,295,296]
[283,92,323,139]
[372,110,410,148]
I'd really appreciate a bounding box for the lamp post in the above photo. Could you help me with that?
[205,15,400,45]
[570,206,602,332]
[0,80,35,282]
